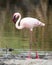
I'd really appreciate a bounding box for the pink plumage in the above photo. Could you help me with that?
[12,12,45,31]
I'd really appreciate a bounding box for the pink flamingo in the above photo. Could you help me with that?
[12,12,45,59]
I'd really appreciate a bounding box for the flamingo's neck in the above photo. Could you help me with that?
[15,14,23,29]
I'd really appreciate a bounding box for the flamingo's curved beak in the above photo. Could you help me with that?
[12,15,17,23]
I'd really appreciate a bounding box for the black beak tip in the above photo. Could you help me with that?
[12,16,16,23]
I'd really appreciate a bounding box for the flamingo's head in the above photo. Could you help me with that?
[12,13,19,23]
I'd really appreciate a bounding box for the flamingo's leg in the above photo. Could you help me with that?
[30,30,33,51]
[28,30,33,58]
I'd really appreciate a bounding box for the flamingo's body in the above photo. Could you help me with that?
[13,13,45,31]
[12,12,45,59]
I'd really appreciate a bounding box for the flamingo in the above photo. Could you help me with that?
[12,12,45,59]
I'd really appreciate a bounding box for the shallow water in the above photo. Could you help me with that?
[0,59,52,65]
